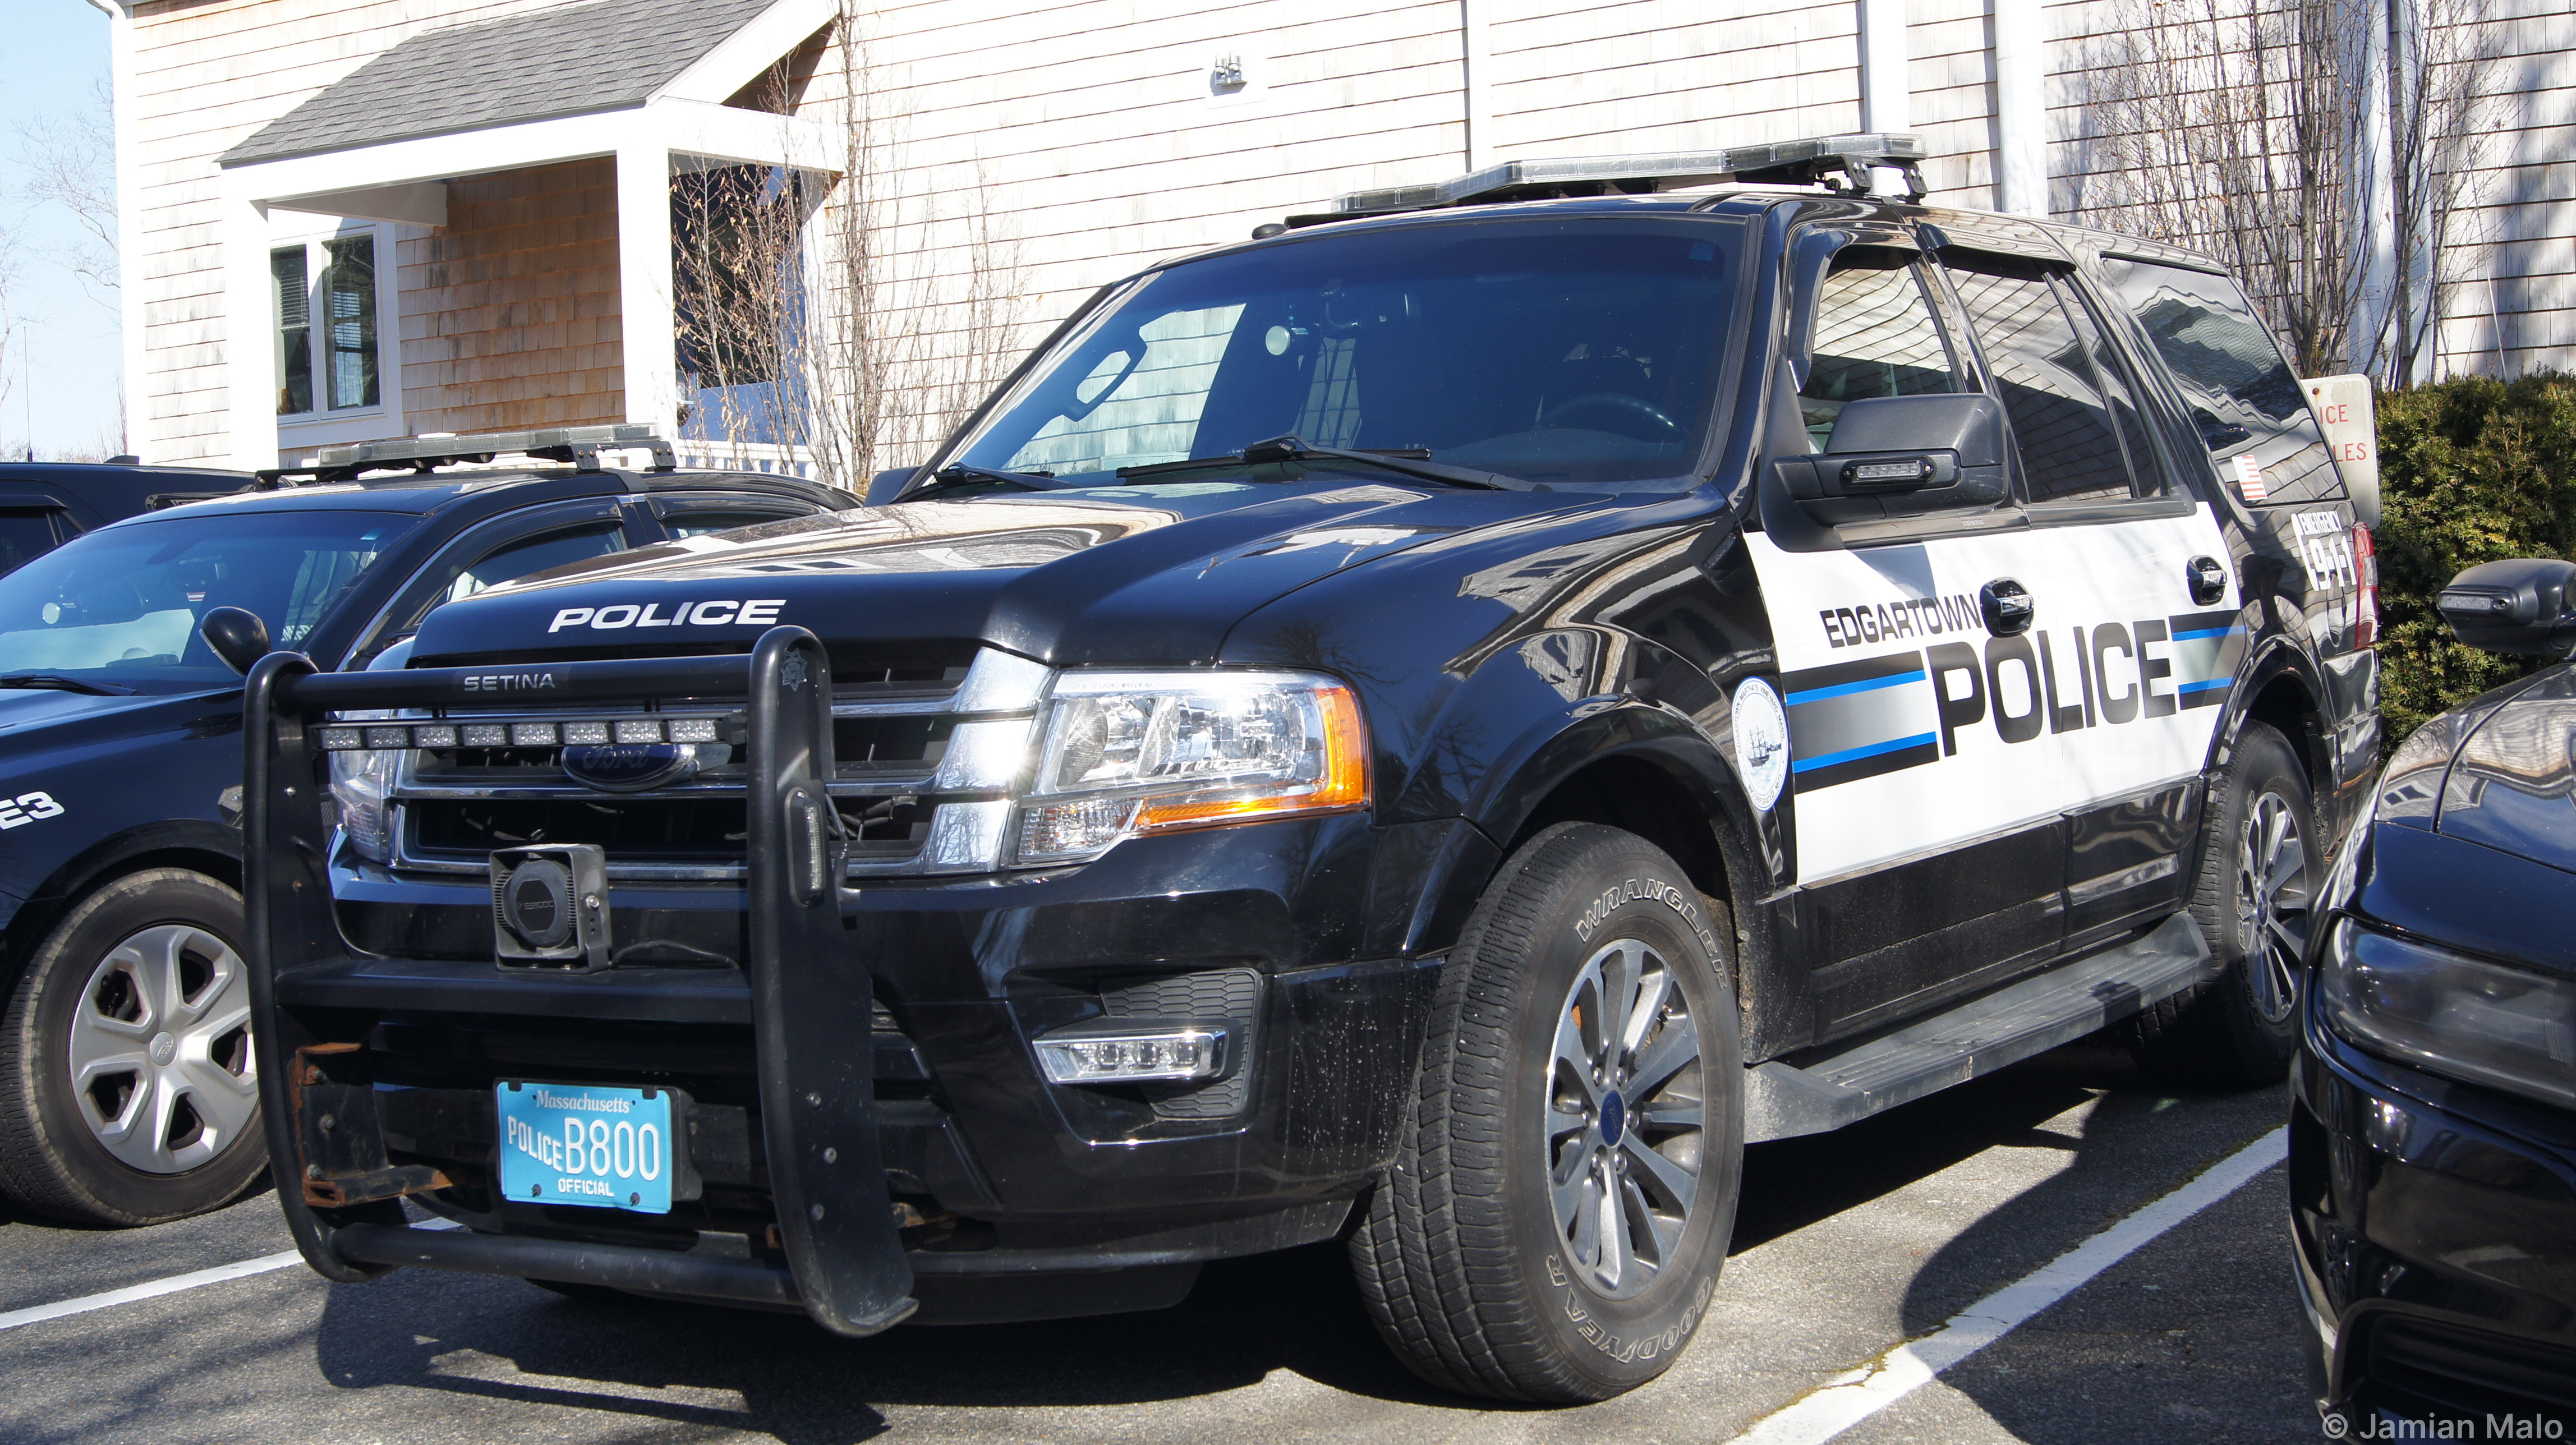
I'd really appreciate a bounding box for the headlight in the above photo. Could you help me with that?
[1014,670,1367,864]
[326,709,402,865]
[329,744,399,864]
[2320,919,2576,1110]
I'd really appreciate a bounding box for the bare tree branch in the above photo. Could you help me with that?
[13,77,119,296]
[2074,0,2497,385]
[669,12,1029,491]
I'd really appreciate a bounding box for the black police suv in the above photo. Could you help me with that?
[0,428,850,1225]
[232,136,2381,1402]
[2293,557,2576,1429]
[1,460,251,575]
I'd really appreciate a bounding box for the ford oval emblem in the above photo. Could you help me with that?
[562,742,701,793]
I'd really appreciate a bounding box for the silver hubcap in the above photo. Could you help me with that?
[1546,938,1707,1300]
[67,924,257,1174]
[2237,792,2311,1025]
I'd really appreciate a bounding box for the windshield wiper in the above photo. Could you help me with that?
[1115,435,1530,491]
[899,463,1063,500]
[1,674,136,696]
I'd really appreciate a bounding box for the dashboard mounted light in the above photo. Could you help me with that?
[1014,670,1368,866]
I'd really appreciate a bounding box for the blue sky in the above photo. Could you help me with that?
[2,0,120,460]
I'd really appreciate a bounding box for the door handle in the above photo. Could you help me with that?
[2187,555,2229,606]
[1980,577,2035,637]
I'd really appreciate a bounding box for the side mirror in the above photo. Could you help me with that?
[866,466,918,506]
[200,607,272,675]
[1769,393,2011,527]
[2438,559,2576,656]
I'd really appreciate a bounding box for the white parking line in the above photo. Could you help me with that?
[1724,1125,2289,1445]
[0,1217,462,1335]
[0,1250,307,1333]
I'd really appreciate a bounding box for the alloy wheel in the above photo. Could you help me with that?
[1544,938,1708,1300]
[2236,791,2311,1024]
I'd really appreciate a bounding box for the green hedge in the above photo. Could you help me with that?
[2372,372,2576,747]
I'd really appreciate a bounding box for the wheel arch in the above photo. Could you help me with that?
[1460,706,1793,1043]
[1,821,244,991]
[2227,639,2335,820]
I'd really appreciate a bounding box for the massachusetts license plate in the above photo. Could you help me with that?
[495,1080,674,1213]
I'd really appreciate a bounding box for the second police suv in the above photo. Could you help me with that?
[227,134,2378,1402]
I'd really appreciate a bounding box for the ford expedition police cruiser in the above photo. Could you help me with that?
[220,135,2379,1402]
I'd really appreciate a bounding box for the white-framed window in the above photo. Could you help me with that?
[270,217,403,447]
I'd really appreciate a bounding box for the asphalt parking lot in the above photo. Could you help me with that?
[0,1038,2319,1445]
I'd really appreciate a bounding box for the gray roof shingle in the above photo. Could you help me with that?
[221,0,780,168]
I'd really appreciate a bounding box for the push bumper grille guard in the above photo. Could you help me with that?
[240,625,917,1334]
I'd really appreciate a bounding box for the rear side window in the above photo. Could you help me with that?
[2100,259,2342,507]
[1798,252,1961,452]
[0,510,65,574]
[1943,257,2138,505]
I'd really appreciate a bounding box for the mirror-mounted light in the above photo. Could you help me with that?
[2438,558,2576,656]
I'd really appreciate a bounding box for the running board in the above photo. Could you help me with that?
[1744,912,2214,1143]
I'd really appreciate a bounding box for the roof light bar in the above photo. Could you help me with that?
[1281,132,1929,233]
[255,425,679,488]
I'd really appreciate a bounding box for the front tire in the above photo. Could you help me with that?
[2126,721,2315,1088]
[0,869,267,1225]
[1351,823,1742,1402]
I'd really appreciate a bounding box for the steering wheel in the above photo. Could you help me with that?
[1538,392,1683,442]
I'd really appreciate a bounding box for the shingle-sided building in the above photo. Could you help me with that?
[88,0,2576,472]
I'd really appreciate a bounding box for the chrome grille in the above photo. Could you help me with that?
[380,645,1048,880]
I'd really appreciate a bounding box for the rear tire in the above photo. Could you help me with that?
[1351,823,1742,1402]
[0,869,267,1226]
[2126,721,2315,1088]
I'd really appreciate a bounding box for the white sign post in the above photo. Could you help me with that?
[2303,374,2380,527]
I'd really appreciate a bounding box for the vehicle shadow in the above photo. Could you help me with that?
[1885,1052,2306,1443]
[301,1038,2196,1437]
[309,1234,1452,1441]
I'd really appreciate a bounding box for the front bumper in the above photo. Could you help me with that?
[242,631,1480,1329]
[2291,1003,2576,1425]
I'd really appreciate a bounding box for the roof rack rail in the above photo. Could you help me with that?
[253,425,678,488]
[1259,132,1928,234]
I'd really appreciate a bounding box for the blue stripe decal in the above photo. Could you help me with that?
[1790,732,1939,773]
[1785,669,1929,706]
[2172,627,2242,642]
[2175,678,2231,694]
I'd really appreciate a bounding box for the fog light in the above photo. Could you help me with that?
[1034,1021,1227,1084]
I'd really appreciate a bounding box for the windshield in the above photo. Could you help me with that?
[0,509,419,686]
[945,217,1747,487]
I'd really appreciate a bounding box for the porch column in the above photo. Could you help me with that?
[1994,0,2048,216]
[221,186,279,471]
[617,142,679,435]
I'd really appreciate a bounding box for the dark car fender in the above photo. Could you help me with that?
[2196,632,2347,864]
[1,817,245,986]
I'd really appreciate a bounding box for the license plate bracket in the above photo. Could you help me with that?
[495,1080,690,1213]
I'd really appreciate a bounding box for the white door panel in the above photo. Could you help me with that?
[1749,504,2238,884]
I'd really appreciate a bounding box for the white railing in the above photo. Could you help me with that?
[671,440,820,480]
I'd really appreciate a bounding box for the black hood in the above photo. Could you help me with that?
[2423,662,2576,871]
[411,480,1602,668]
[2347,662,2576,975]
